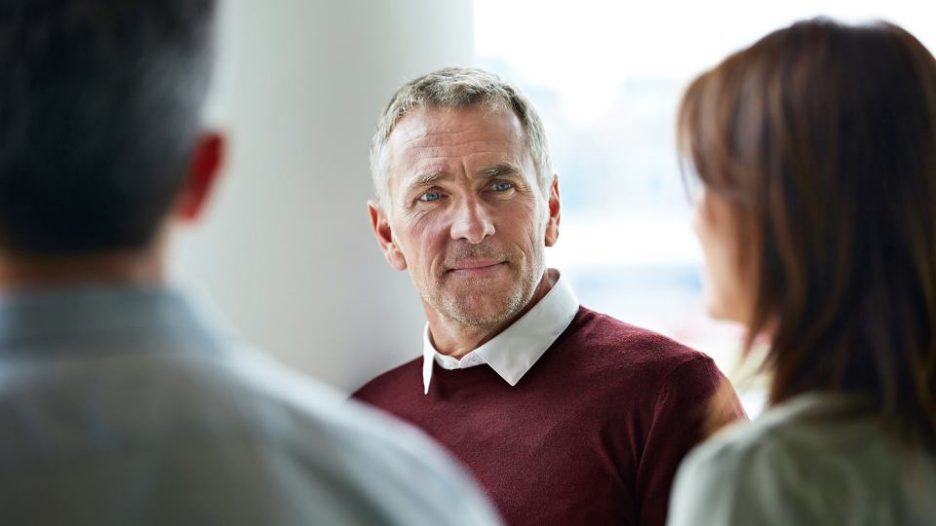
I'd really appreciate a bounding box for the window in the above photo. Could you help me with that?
[476,0,936,415]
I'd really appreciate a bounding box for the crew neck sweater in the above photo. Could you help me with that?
[354,306,745,526]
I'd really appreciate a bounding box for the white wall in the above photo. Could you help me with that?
[171,0,475,392]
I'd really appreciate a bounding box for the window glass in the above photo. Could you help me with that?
[476,0,936,415]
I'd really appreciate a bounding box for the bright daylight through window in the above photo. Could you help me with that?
[475,0,936,415]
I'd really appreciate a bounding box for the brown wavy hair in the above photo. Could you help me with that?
[678,19,936,442]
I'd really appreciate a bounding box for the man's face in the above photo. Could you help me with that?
[369,105,559,330]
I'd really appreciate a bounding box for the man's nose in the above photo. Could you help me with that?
[450,197,495,244]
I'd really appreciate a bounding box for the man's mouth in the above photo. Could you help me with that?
[447,259,506,276]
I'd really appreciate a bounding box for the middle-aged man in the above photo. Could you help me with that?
[0,2,503,525]
[354,67,747,526]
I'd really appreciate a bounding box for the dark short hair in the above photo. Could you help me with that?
[0,0,216,253]
[678,19,936,441]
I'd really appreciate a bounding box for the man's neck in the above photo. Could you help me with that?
[427,269,558,358]
[0,249,165,291]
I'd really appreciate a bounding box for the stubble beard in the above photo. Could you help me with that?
[428,260,542,330]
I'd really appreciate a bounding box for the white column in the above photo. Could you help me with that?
[171,0,475,392]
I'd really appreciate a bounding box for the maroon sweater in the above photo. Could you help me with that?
[354,307,746,526]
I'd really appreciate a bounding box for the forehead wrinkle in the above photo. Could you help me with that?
[400,133,519,154]
[395,118,522,148]
[478,163,520,178]
[406,147,516,163]
[389,108,525,158]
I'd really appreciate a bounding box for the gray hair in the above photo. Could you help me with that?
[370,67,553,211]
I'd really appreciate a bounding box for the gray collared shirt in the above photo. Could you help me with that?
[0,285,502,526]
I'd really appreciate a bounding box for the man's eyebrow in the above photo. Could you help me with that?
[409,171,448,187]
[478,164,520,178]
[405,165,519,189]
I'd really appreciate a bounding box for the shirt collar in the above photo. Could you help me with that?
[0,284,237,356]
[422,269,579,394]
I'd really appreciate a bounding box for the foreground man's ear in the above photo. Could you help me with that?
[545,175,561,247]
[174,130,225,222]
[368,201,408,271]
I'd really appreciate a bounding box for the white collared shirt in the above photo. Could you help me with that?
[422,270,579,394]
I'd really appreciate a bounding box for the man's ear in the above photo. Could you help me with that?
[368,200,407,271]
[174,130,225,222]
[545,174,561,247]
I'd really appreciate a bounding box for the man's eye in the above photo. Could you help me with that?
[491,181,513,192]
[419,191,442,202]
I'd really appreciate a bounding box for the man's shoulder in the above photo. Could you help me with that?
[0,347,501,525]
[214,348,416,444]
[351,355,423,402]
[563,305,712,378]
[144,348,500,524]
[3,344,424,458]
[229,353,502,524]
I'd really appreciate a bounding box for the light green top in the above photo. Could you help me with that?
[668,392,936,526]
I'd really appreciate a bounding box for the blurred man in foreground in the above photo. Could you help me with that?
[0,2,500,524]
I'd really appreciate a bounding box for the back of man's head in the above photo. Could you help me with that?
[0,0,216,254]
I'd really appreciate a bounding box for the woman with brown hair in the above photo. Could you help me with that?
[667,18,936,525]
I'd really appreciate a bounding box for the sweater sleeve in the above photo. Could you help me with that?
[635,355,746,526]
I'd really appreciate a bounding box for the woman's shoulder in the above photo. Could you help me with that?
[667,392,936,525]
